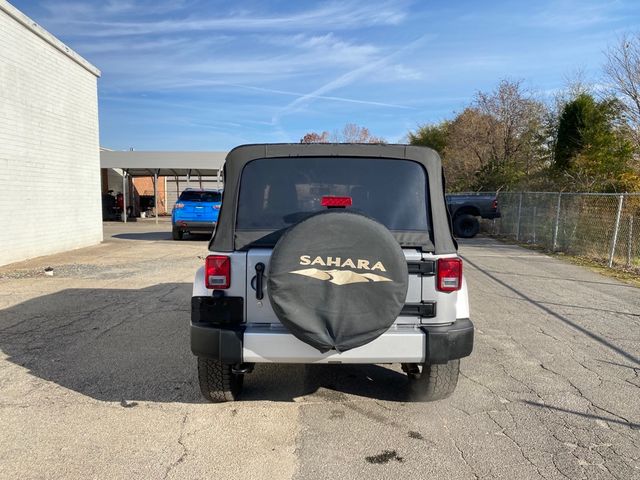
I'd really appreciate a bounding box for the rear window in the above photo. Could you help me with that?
[236,157,430,232]
[179,191,221,202]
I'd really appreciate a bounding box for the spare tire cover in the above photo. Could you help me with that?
[267,210,408,353]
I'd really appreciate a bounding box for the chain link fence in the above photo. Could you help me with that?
[483,192,640,272]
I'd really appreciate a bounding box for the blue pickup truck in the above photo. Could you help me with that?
[446,193,500,238]
[172,189,222,240]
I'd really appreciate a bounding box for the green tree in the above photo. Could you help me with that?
[407,122,449,152]
[554,94,636,191]
[554,94,596,170]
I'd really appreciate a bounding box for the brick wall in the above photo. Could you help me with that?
[0,1,102,266]
[132,176,168,214]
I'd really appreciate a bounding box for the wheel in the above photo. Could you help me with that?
[172,226,184,240]
[406,359,460,401]
[453,214,480,238]
[197,357,243,402]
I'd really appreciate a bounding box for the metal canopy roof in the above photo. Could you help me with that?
[100,151,227,177]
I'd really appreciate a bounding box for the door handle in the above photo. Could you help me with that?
[255,263,265,300]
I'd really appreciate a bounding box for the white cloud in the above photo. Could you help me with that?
[527,0,627,30]
[42,0,409,37]
[38,0,420,143]
[272,34,430,122]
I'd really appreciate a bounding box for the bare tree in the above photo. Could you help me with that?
[300,124,385,144]
[300,131,330,143]
[334,123,385,143]
[474,79,547,178]
[441,108,493,190]
[604,34,640,146]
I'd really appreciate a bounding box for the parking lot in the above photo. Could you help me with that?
[0,219,638,480]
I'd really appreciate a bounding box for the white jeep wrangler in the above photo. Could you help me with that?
[191,144,473,402]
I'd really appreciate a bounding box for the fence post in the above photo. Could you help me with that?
[608,194,624,268]
[552,193,562,251]
[532,206,537,244]
[516,192,523,241]
[627,216,634,268]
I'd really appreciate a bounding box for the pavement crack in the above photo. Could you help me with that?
[162,412,189,480]
[499,364,545,402]
[94,317,130,339]
[540,363,636,429]
[486,411,549,479]
[451,437,479,480]
[438,409,479,479]
[459,371,510,404]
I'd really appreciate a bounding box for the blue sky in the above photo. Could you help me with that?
[11,0,640,150]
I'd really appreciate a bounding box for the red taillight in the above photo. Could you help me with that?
[437,257,462,292]
[321,196,352,207]
[492,198,498,210]
[213,205,221,210]
[205,255,230,289]
[174,203,184,210]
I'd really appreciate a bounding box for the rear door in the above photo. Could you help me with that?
[179,191,221,222]
[196,191,221,222]
[246,249,279,324]
[236,156,438,325]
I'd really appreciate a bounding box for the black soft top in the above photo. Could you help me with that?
[209,143,457,254]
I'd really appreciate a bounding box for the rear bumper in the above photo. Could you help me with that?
[174,220,216,232]
[191,319,474,365]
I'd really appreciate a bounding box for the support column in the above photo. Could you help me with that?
[154,170,159,225]
[122,171,127,223]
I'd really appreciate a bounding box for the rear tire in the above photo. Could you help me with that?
[172,227,184,241]
[197,357,243,402]
[453,214,480,238]
[406,359,460,401]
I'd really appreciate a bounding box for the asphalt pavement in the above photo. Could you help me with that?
[0,220,638,479]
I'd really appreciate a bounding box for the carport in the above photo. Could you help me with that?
[100,151,227,223]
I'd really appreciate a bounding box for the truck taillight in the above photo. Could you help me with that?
[437,258,462,292]
[205,255,230,289]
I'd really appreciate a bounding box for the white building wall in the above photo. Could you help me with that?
[106,168,124,194]
[0,1,102,266]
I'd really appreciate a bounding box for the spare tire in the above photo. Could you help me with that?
[267,210,408,353]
